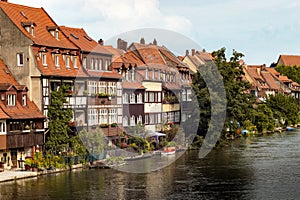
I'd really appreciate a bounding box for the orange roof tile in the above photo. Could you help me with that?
[87,71,122,79]
[0,58,45,120]
[0,2,77,49]
[278,75,292,83]
[278,55,300,66]
[103,46,125,61]
[266,68,280,76]
[0,107,9,119]
[122,81,145,89]
[59,26,112,55]
[32,46,88,77]
[261,71,280,90]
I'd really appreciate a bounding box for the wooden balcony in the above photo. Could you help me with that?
[87,96,117,106]
[6,130,44,149]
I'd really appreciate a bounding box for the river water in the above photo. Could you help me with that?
[1,130,300,200]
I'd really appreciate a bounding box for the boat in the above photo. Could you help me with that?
[286,126,295,131]
[124,154,152,161]
[161,147,176,156]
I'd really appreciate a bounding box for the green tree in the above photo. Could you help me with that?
[276,65,300,84]
[266,93,299,126]
[253,104,275,132]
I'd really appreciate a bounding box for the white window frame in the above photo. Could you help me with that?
[90,58,94,70]
[123,116,128,127]
[130,93,135,104]
[123,93,128,104]
[187,89,192,101]
[88,81,97,95]
[137,115,142,124]
[73,56,78,68]
[137,93,143,103]
[99,109,108,124]
[109,109,117,124]
[130,115,135,126]
[22,94,27,106]
[88,109,98,125]
[65,56,70,68]
[42,53,47,66]
[83,57,87,68]
[0,121,6,135]
[17,53,24,66]
[54,54,60,67]
[149,92,154,102]
[108,82,116,95]
[98,82,107,94]
[7,94,16,106]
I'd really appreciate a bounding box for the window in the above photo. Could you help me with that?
[88,109,98,125]
[157,92,161,102]
[88,81,97,95]
[17,53,24,66]
[54,30,59,40]
[42,53,47,66]
[0,121,6,134]
[95,59,98,70]
[152,69,155,80]
[123,93,128,103]
[125,71,129,81]
[54,55,59,67]
[90,58,94,70]
[157,70,161,80]
[7,94,16,106]
[65,56,70,68]
[108,82,116,95]
[182,89,187,101]
[109,109,117,124]
[99,109,108,124]
[187,89,192,101]
[131,69,135,81]
[145,69,148,79]
[168,112,175,123]
[73,57,78,68]
[22,94,26,106]
[123,116,128,127]
[25,25,34,36]
[98,82,107,94]
[157,113,161,124]
[137,93,143,103]
[145,115,149,124]
[104,60,108,71]
[83,57,87,68]
[99,59,103,70]
[149,92,154,102]
[137,115,142,124]
[145,92,148,102]
[175,112,180,122]
[130,93,135,103]
[130,115,135,126]
[149,114,155,124]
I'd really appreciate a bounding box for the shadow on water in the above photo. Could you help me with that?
[1,130,300,200]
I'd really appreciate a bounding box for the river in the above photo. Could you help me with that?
[1,130,300,200]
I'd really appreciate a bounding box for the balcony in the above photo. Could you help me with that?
[6,130,44,149]
[88,95,117,106]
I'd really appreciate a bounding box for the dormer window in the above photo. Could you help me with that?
[7,94,16,106]
[73,56,78,69]
[54,55,60,67]
[17,53,24,66]
[145,68,148,80]
[42,53,47,66]
[21,22,36,36]
[47,26,59,40]
[65,56,70,68]
[22,94,27,106]
[83,57,87,68]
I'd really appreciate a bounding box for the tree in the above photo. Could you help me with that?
[253,104,275,132]
[276,65,300,84]
[46,84,73,154]
[266,93,299,126]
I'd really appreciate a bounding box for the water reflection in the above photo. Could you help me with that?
[1,131,300,199]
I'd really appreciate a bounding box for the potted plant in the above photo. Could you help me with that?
[111,123,117,127]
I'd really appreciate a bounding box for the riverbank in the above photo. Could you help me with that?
[0,163,84,183]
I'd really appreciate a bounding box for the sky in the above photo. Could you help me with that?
[9,0,300,65]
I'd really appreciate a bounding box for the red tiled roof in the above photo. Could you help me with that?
[87,71,122,79]
[32,46,88,77]
[266,68,280,76]
[278,75,292,83]
[0,58,45,119]
[0,2,77,49]
[0,107,9,119]
[278,55,300,66]
[59,26,111,55]
[112,51,145,70]
[129,43,166,65]
[122,81,145,89]
[103,46,125,61]
[261,71,280,90]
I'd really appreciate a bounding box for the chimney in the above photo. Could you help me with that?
[1,0,8,2]
[202,49,206,53]
[185,50,189,56]
[117,38,128,51]
[257,66,261,75]
[153,38,157,45]
[98,38,104,45]
[140,37,145,44]
[191,49,195,56]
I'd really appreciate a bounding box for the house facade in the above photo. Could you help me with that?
[0,58,45,169]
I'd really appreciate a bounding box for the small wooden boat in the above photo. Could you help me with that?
[286,127,295,131]
[161,147,176,156]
